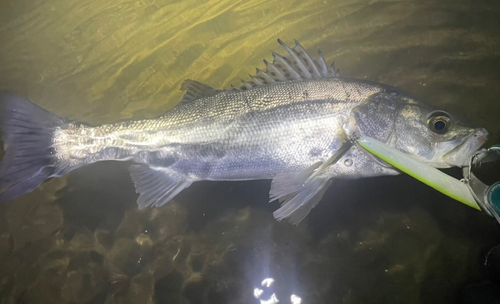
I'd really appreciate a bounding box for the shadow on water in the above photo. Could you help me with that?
[56,162,137,235]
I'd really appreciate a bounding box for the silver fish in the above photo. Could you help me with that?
[0,40,489,224]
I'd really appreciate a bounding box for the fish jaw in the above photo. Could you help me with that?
[432,128,489,168]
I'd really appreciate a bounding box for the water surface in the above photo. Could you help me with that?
[1,0,500,303]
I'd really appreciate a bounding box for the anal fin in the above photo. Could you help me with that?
[129,165,192,208]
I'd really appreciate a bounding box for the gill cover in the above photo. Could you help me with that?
[351,91,487,168]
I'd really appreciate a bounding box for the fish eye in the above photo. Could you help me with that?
[427,111,450,134]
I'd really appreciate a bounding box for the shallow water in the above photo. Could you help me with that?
[1,0,500,303]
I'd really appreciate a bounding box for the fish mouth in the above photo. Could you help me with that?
[440,128,489,167]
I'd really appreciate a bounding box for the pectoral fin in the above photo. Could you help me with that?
[270,142,352,224]
[129,165,192,208]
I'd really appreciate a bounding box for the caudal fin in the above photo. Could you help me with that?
[0,93,67,202]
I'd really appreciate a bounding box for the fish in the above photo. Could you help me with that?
[0,39,489,224]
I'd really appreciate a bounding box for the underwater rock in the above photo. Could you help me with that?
[106,272,155,304]
[60,264,109,303]
[115,202,186,244]
[105,238,152,278]
[69,226,96,252]
[26,239,108,303]
[40,250,71,273]
[304,206,445,303]
[147,203,186,243]
[149,242,175,281]
[115,210,144,240]
[4,178,66,251]
[105,202,187,277]
[17,249,106,304]
[95,228,115,254]
[154,271,184,304]
[182,273,210,304]
[7,198,63,251]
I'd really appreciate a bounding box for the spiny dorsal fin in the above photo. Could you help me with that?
[179,79,222,104]
[236,39,340,91]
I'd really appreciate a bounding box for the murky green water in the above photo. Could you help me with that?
[1,0,500,303]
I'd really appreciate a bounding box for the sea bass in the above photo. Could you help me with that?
[0,40,488,224]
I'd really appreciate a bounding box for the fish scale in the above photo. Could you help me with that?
[0,40,488,224]
[54,78,378,170]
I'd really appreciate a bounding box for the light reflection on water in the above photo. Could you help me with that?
[0,0,500,303]
[254,277,303,304]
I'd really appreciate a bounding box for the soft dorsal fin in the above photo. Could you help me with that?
[179,79,222,104]
[236,39,340,90]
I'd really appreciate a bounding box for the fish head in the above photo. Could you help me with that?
[353,91,489,168]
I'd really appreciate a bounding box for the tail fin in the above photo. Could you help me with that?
[0,93,67,202]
